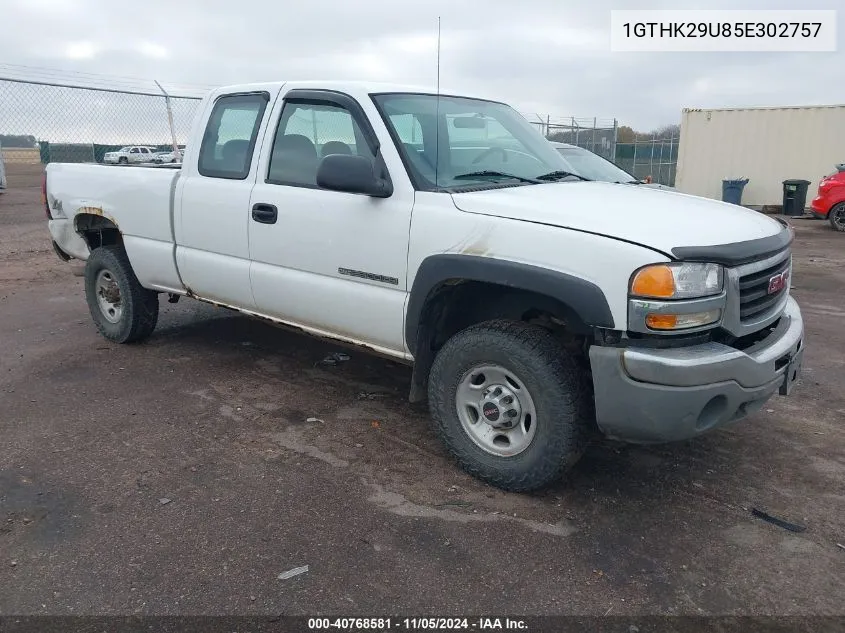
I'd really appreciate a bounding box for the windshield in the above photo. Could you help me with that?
[372,93,581,191]
[554,146,636,183]
[118,147,131,152]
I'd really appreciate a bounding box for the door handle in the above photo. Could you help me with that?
[251,203,278,224]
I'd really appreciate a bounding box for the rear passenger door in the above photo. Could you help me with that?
[175,91,273,309]
[247,89,414,355]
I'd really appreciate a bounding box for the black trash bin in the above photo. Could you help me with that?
[782,179,811,216]
[722,178,749,205]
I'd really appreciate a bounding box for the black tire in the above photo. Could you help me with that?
[84,245,159,343]
[428,320,592,492]
[829,203,845,232]
[118,157,128,165]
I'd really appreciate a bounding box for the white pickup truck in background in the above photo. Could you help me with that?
[103,145,157,165]
[45,80,804,491]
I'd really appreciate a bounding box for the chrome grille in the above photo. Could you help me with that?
[738,255,791,321]
[720,248,791,337]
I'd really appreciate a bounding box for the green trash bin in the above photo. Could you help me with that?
[782,179,811,217]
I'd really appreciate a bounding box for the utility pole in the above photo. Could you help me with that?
[154,80,181,159]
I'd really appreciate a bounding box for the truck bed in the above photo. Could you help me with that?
[46,162,184,292]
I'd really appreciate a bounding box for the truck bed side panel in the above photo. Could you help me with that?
[46,163,183,292]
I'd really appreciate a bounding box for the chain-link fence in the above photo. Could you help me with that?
[616,134,679,187]
[523,114,618,161]
[0,141,7,191]
[0,77,679,186]
[0,77,202,165]
[524,114,679,186]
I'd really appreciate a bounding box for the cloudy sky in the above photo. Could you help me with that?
[1,0,843,130]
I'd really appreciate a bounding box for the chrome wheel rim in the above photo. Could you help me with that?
[455,364,537,457]
[95,269,123,323]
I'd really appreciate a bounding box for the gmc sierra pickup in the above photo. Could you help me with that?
[46,80,804,491]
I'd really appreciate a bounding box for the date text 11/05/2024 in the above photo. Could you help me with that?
[307,618,528,630]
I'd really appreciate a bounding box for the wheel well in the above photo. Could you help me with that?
[408,280,591,402]
[75,214,123,250]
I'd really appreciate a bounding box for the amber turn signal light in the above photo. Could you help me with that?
[631,265,675,298]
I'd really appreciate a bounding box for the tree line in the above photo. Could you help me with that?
[0,134,38,148]
[616,124,680,143]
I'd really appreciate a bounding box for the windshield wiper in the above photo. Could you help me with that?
[452,170,541,184]
[535,170,591,182]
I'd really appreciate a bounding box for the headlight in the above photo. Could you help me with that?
[630,263,723,299]
[628,262,726,333]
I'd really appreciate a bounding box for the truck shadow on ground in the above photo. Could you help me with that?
[146,305,754,523]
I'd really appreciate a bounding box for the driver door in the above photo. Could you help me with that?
[247,89,413,355]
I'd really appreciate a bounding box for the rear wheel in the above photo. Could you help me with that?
[84,245,159,343]
[829,203,845,232]
[428,320,592,492]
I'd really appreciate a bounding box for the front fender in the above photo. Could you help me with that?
[405,254,615,351]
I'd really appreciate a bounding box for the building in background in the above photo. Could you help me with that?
[675,105,845,208]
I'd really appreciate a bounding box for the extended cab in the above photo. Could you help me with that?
[45,81,805,491]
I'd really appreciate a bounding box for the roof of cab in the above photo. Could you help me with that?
[207,80,491,101]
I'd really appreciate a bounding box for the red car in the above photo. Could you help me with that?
[811,168,845,231]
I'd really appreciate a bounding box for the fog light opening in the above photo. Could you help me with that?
[697,395,728,431]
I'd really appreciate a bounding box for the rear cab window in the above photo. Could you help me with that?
[198,93,270,180]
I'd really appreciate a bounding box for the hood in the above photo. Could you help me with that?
[450,182,783,255]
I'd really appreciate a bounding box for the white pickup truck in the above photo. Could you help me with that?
[45,80,804,491]
[103,146,157,165]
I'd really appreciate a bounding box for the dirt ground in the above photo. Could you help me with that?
[1,162,843,616]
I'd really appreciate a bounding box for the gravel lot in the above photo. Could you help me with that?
[1,162,843,616]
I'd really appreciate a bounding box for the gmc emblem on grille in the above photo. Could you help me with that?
[768,270,789,295]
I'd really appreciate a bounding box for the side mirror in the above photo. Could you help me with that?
[316,154,393,198]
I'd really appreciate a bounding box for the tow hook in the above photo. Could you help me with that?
[167,293,180,304]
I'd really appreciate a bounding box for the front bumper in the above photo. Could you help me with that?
[589,296,804,443]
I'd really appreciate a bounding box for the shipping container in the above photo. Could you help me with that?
[675,105,845,208]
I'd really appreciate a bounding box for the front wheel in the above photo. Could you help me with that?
[118,156,128,165]
[84,245,159,343]
[428,320,592,492]
[829,202,845,232]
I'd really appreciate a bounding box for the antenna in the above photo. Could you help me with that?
[435,16,441,187]
[436,16,441,95]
